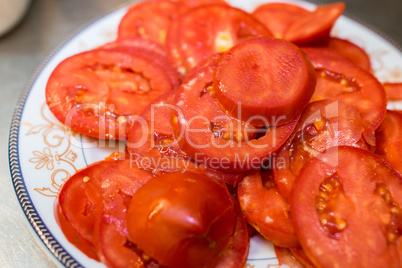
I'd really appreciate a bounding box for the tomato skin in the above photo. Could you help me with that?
[384,82,402,100]
[302,47,387,145]
[375,110,402,174]
[46,48,176,140]
[172,55,298,172]
[127,172,236,268]
[291,147,402,268]
[284,2,345,45]
[237,169,299,248]
[273,100,367,200]
[214,37,316,126]
[177,4,272,71]
[252,2,309,39]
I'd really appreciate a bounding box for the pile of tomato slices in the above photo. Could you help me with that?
[47,0,402,267]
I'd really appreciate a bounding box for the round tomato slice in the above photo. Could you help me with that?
[284,2,345,45]
[384,82,402,100]
[126,172,236,268]
[238,169,299,248]
[46,48,175,140]
[58,160,113,244]
[302,47,387,145]
[101,37,167,58]
[291,147,402,268]
[117,0,184,45]
[172,55,298,172]
[177,4,272,71]
[214,37,316,126]
[127,91,245,185]
[274,246,304,268]
[273,100,367,200]
[375,110,402,174]
[252,2,309,38]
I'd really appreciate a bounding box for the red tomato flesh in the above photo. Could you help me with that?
[126,172,236,268]
[291,147,402,268]
[384,82,402,100]
[177,4,272,71]
[252,2,309,38]
[214,37,316,126]
[46,48,175,140]
[238,169,299,248]
[375,110,402,174]
[284,2,345,45]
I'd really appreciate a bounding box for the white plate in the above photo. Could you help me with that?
[8,0,402,267]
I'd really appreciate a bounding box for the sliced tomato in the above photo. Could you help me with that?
[274,246,304,268]
[384,82,402,100]
[46,48,176,140]
[117,0,184,45]
[58,160,113,245]
[375,110,402,174]
[290,247,316,268]
[166,20,187,79]
[101,37,167,58]
[127,91,245,185]
[172,55,298,172]
[284,2,345,45]
[291,147,402,268]
[214,37,316,126]
[302,47,387,145]
[54,200,99,260]
[273,100,367,199]
[238,169,299,248]
[177,4,271,71]
[126,172,236,268]
[252,2,309,38]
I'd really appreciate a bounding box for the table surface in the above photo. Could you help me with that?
[0,0,401,267]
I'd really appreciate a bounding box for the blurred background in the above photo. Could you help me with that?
[0,0,401,267]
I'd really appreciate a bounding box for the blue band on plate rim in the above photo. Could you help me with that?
[7,1,402,267]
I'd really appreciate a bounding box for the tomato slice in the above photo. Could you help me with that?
[384,82,402,100]
[118,0,184,45]
[291,147,402,267]
[289,247,316,268]
[127,91,245,185]
[302,47,387,145]
[252,2,309,38]
[58,160,113,244]
[46,48,176,140]
[273,100,367,199]
[177,4,272,71]
[214,37,316,126]
[238,169,299,248]
[172,55,298,172]
[326,38,371,71]
[101,37,167,58]
[375,110,402,174]
[274,246,304,268]
[284,2,345,45]
[126,172,236,268]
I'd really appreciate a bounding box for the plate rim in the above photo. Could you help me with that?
[7,1,402,267]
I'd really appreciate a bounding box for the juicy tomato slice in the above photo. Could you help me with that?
[284,2,345,45]
[177,4,272,71]
[58,160,113,244]
[384,82,402,100]
[237,169,299,248]
[291,147,402,268]
[54,200,99,260]
[172,55,298,172]
[101,37,167,58]
[94,159,155,267]
[273,100,367,200]
[117,0,184,45]
[215,196,250,268]
[274,246,304,268]
[326,37,371,71]
[214,37,316,126]
[375,110,402,174]
[252,2,309,38]
[46,48,175,140]
[126,172,236,268]
[126,91,245,185]
[302,47,387,145]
